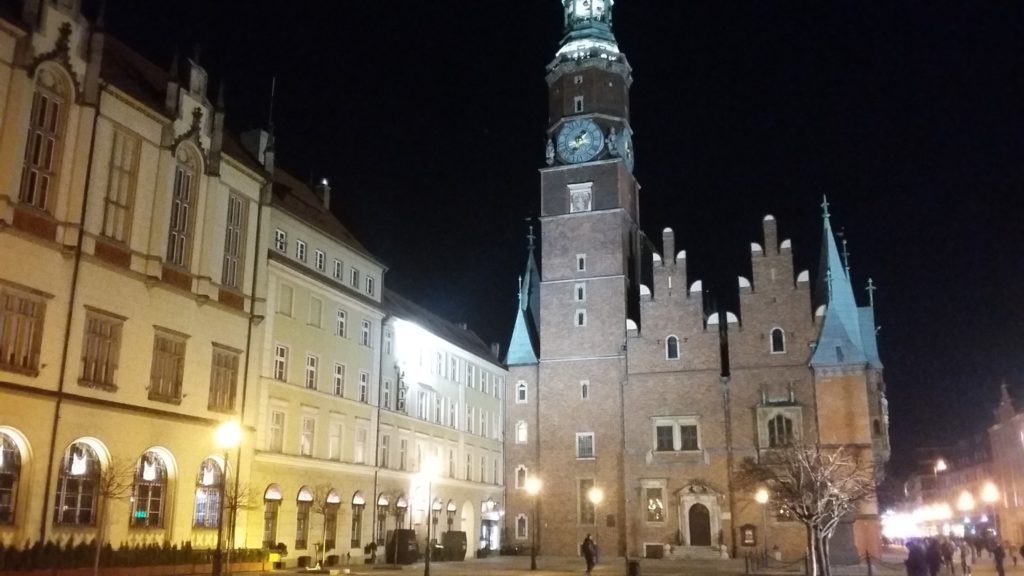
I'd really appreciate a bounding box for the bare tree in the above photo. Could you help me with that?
[737,443,876,576]
[309,484,337,567]
[224,484,256,572]
[93,457,136,576]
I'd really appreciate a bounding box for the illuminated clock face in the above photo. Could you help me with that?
[556,119,605,164]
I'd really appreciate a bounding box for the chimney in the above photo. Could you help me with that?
[83,12,106,105]
[165,51,180,115]
[314,178,331,211]
[208,81,225,174]
[662,228,675,265]
[490,342,501,359]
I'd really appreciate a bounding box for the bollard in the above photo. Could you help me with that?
[746,553,751,574]
[626,558,641,576]
[866,552,874,576]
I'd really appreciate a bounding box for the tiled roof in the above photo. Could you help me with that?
[383,289,501,367]
[99,36,172,118]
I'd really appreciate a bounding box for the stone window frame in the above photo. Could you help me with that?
[651,416,702,453]
[641,478,667,524]
[515,381,528,404]
[756,405,803,449]
[665,335,680,360]
[769,327,786,354]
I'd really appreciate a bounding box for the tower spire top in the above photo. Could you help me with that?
[866,278,877,307]
[821,195,831,219]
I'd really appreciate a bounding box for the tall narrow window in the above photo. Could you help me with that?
[314,250,325,272]
[324,493,340,550]
[149,330,186,403]
[333,363,345,396]
[333,259,343,279]
[360,320,372,346]
[516,514,528,539]
[359,371,369,403]
[129,451,167,528]
[274,229,287,252]
[295,487,313,549]
[0,433,21,524]
[350,268,361,288]
[263,486,282,548]
[54,442,99,526]
[273,345,288,381]
[515,421,528,444]
[365,276,375,296]
[351,493,366,548]
[0,288,45,373]
[399,439,408,471]
[296,240,307,262]
[515,466,527,489]
[646,487,665,522]
[79,311,122,390]
[379,434,391,468]
[576,254,586,272]
[666,335,680,360]
[305,354,319,390]
[209,346,239,412]
[300,416,315,456]
[580,380,590,399]
[102,129,140,242]
[269,411,285,453]
[354,428,367,464]
[328,424,342,461]
[574,95,584,113]
[166,146,199,267]
[221,193,248,289]
[193,458,223,528]
[382,380,392,409]
[575,309,587,327]
[384,329,392,355]
[516,381,527,404]
[769,414,794,447]
[574,282,586,302]
[277,284,293,316]
[20,68,66,212]
[770,328,786,354]
[336,309,347,337]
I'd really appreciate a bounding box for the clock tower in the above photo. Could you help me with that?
[519,0,641,556]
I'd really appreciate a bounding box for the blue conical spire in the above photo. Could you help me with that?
[506,228,541,366]
[811,197,867,367]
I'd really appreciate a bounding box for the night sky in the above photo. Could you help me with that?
[85,1,1024,478]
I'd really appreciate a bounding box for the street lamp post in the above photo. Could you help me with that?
[588,487,604,560]
[755,488,770,563]
[213,421,242,576]
[981,481,1000,540]
[525,477,542,571]
[421,460,439,576]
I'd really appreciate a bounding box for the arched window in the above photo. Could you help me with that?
[768,414,794,448]
[666,336,680,360]
[20,67,68,212]
[130,450,167,528]
[770,328,786,354]
[296,486,313,550]
[0,432,22,524]
[873,419,882,436]
[351,492,366,548]
[193,458,222,528]
[516,381,527,404]
[262,484,282,548]
[54,441,100,526]
[515,421,528,444]
[166,145,200,267]
[516,513,528,539]
[515,465,528,489]
[327,490,342,550]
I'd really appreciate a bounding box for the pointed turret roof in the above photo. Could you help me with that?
[554,0,621,63]
[506,231,541,366]
[810,198,868,367]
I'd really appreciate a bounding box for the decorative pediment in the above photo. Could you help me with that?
[170,106,209,162]
[677,479,723,498]
[28,22,82,97]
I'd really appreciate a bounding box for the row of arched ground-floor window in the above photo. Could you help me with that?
[0,428,227,530]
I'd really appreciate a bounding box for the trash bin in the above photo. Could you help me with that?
[626,558,641,576]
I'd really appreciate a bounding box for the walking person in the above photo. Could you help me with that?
[907,540,929,576]
[942,538,956,575]
[581,534,596,575]
[927,539,944,576]
[995,541,1007,576]
[958,541,972,576]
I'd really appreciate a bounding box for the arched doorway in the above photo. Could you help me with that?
[688,503,712,546]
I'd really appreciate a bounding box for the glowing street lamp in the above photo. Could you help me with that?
[755,488,770,561]
[525,477,542,571]
[981,482,999,504]
[957,491,976,513]
[588,487,604,557]
[934,459,948,474]
[213,421,242,576]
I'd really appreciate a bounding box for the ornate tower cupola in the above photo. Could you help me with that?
[546,0,634,172]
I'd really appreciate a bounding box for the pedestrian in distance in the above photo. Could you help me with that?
[957,541,972,576]
[927,539,944,576]
[581,533,596,576]
[941,538,956,575]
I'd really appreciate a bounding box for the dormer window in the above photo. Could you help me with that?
[296,240,307,262]
[274,229,287,252]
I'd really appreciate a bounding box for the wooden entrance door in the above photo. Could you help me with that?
[688,503,712,546]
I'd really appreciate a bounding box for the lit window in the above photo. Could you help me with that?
[263,487,282,548]
[515,421,528,444]
[54,442,99,526]
[273,344,288,381]
[579,479,595,524]
[20,68,67,212]
[382,380,392,409]
[328,424,342,461]
[277,284,293,316]
[296,240,307,262]
[384,329,392,355]
[130,451,167,528]
[770,328,786,354]
[192,458,222,528]
[360,320,372,346]
[300,417,315,456]
[314,250,325,272]
[666,335,680,360]
[333,259,343,279]
[149,330,186,403]
[351,493,366,548]
[166,146,199,267]
[359,371,369,403]
[0,433,21,524]
[336,309,347,338]
[646,487,665,522]
[379,435,391,468]
[221,193,247,289]
[274,229,287,252]
[296,487,313,549]
[102,129,140,243]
